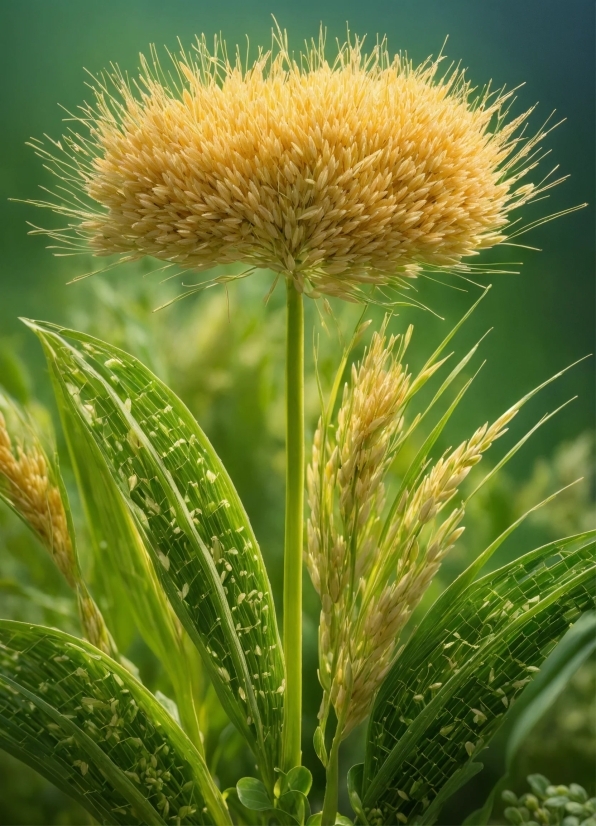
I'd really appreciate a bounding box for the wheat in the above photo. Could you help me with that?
[0,408,113,654]
[29,29,554,302]
[0,411,77,586]
[306,326,520,736]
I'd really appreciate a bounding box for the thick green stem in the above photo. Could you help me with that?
[282,278,304,771]
[321,726,342,826]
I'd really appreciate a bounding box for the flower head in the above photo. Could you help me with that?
[31,29,555,301]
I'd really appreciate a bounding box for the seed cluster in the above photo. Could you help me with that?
[31,31,550,301]
[0,410,75,585]
[0,403,112,654]
[306,325,519,736]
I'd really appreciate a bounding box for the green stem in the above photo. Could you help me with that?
[321,724,342,826]
[282,278,304,771]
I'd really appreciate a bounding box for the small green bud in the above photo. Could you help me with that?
[545,796,569,809]
[564,802,584,816]
[505,806,524,825]
[521,794,539,811]
[502,791,519,806]
[527,775,550,799]
[568,784,587,804]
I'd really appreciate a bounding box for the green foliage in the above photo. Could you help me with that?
[0,621,230,825]
[27,319,285,785]
[502,775,596,825]
[463,612,596,825]
[56,390,206,749]
[236,766,313,824]
[0,296,592,825]
[361,532,596,825]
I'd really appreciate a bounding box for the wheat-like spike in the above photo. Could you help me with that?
[305,319,529,737]
[0,411,77,586]
[0,407,114,655]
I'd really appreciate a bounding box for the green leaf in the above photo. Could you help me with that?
[362,532,596,825]
[56,395,206,749]
[347,764,369,825]
[286,766,313,796]
[0,620,230,825]
[271,767,313,825]
[313,725,328,767]
[278,789,310,825]
[26,319,285,781]
[464,611,596,825]
[307,815,353,826]
[236,777,273,811]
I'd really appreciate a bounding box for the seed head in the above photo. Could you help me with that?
[0,408,77,586]
[306,319,526,737]
[0,397,113,654]
[30,28,554,301]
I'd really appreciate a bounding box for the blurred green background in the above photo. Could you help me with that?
[0,1,594,824]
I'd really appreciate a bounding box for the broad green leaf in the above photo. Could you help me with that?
[26,319,285,782]
[58,398,205,749]
[236,777,273,811]
[285,766,313,796]
[362,532,596,825]
[0,620,230,825]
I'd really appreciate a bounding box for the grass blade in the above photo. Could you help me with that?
[61,406,206,750]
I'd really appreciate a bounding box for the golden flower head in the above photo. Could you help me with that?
[30,27,559,302]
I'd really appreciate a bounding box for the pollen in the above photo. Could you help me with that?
[31,28,554,301]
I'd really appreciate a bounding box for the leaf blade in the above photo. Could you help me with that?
[26,319,285,780]
[362,532,596,824]
[0,620,231,825]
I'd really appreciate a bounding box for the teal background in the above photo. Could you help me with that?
[0,2,594,824]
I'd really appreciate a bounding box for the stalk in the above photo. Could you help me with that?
[321,724,343,825]
[282,278,304,771]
